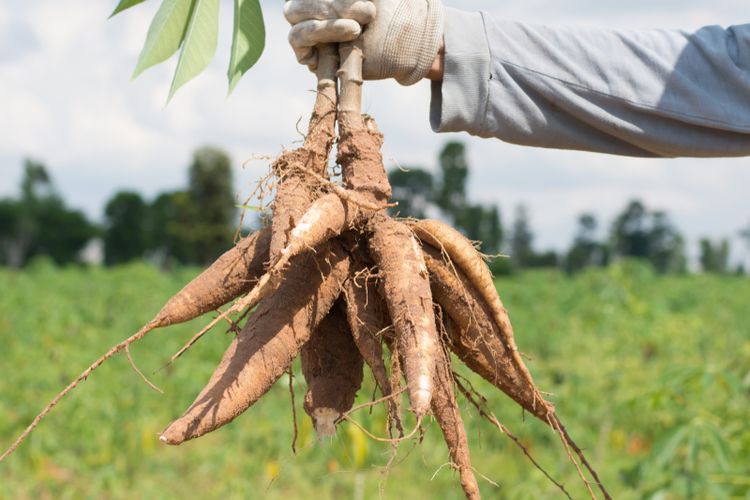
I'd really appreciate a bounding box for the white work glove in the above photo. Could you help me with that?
[285,0,444,85]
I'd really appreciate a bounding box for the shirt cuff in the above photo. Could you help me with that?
[430,9,492,135]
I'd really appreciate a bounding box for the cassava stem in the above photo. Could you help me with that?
[337,40,391,206]
[270,45,339,260]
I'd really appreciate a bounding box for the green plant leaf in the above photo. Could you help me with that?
[132,0,193,78]
[227,0,265,94]
[168,0,220,101]
[110,0,148,18]
[651,424,689,469]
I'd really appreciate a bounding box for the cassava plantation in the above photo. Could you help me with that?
[1,261,748,498]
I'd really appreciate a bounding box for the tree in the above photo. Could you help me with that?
[147,190,189,267]
[699,238,730,274]
[649,211,686,274]
[509,204,534,267]
[0,199,23,268]
[184,147,236,265]
[388,167,434,219]
[435,142,468,215]
[611,200,650,259]
[455,204,503,254]
[740,222,750,271]
[565,213,609,274]
[386,142,504,254]
[103,191,149,265]
[0,160,96,267]
[610,199,685,273]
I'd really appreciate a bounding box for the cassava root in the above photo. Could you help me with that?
[1,38,611,500]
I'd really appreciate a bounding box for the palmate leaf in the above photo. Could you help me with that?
[132,0,193,78]
[168,0,220,101]
[119,0,265,99]
[110,0,149,18]
[228,0,265,94]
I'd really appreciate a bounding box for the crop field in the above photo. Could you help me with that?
[1,259,748,499]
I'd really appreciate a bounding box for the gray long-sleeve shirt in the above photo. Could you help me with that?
[430,8,750,157]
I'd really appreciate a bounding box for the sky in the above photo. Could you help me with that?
[0,0,748,266]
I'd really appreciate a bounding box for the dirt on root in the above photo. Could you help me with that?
[430,343,481,500]
[421,244,555,423]
[154,226,271,327]
[160,241,351,444]
[301,302,364,436]
[367,214,440,418]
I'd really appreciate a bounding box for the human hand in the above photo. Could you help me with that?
[284,0,444,85]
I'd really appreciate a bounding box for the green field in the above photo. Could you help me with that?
[1,260,749,499]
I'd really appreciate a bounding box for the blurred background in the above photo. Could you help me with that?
[0,1,749,498]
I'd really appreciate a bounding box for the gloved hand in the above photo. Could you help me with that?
[284,0,444,85]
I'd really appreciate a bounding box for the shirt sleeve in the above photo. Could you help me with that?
[430,8,750,157]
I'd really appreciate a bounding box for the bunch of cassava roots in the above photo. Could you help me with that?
[1,43,610,499]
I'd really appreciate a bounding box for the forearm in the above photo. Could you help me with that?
[430,9,750,157]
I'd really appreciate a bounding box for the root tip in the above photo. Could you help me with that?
[410,388,432,417]
[159,426,185,446]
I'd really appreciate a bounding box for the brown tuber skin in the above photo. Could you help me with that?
[421,244,554,423]
[301,303,364,437]
[431,345,481,500]
[408,219,548,414]
[160,242,351,444]
[368,214,440,418]
[154,227,271,327]
[342,271,392,401]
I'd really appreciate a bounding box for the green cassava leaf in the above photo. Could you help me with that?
[110,0,149,18]
[132,0,193,79]
[168,0,220,101]
[227,0,265,94]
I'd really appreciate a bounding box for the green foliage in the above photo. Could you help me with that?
[1,265,748,498]
[388,167,434,219]
[168,0,220,101]
[104,191,150,265]
[565,214,609,274]
[147,190,191,266]
[182,146,236,264]
[610,200,686,273]
[454,203,503,254]
[435,142,468,214]
[699,238,731,274]
[387,142,504,254]
[0,160,96,268]
[110,0,148,18]
[132,0,193,79]
[228,0,265,94]
[27,202,96,266]
[509,204,534,267]
[115,0,266,99]
[507,204,559,269]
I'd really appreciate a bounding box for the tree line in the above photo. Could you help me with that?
[1,142,748,274]
[0,147,236,269]
[389,142,748,276]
